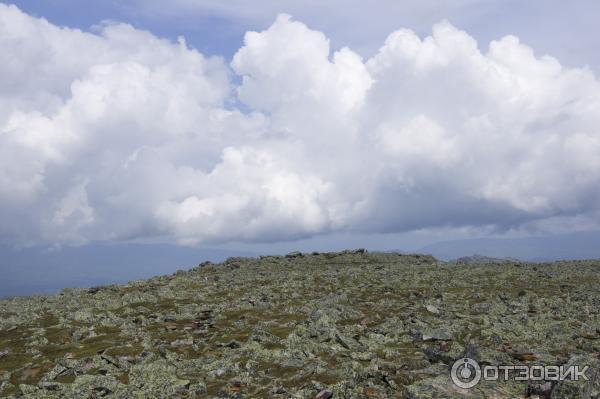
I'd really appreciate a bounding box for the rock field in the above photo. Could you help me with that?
[1,251,599,398]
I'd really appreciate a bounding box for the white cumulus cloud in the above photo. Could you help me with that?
[1,4,599,247]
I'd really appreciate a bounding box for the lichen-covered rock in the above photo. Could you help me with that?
[550,354,600,399]
[1,252,599,397]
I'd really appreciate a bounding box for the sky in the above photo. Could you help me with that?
[2,0,600,254]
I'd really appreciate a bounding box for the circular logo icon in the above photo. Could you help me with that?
[451,357,482,389]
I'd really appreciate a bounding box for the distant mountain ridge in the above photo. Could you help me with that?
[418,230,600,261]
[0,243,256,298]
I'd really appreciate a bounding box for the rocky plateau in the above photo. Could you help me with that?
[1,251,599,398]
